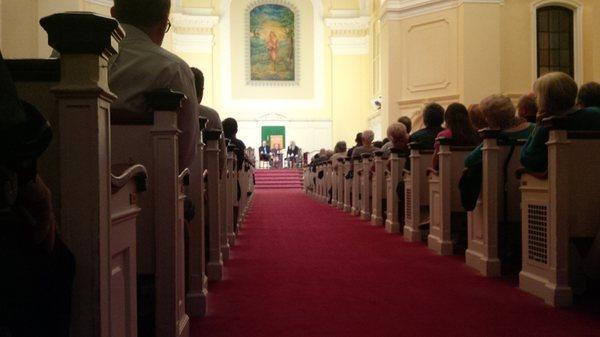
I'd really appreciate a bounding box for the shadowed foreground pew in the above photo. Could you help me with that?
[465,130,525,277]
[8,12,146,337]
[186,117,209,317]
[111,89,190,337]
[110,164,148,337]
[519,118,600,306]
[427,139,477,255]
[403,144,434,242]
[384,149,407,233]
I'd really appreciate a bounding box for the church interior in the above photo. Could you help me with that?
[1,0,600,336]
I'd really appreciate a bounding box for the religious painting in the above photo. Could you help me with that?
[249,4,295,81]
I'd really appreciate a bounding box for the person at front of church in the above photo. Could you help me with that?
[258,141,271,168]
[108,0,198,169]
[408,102,445,149]
[432,103,480,170]
[520,73,600,173]
[576,81,600,109]
[271,143,283,169]
[286,141,299,168]
[464,95,535,168]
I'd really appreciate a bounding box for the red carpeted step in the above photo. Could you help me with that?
[254,169,303,190]
[191,190,600,337]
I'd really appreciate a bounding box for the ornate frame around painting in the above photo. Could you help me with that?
[246,0,299,86]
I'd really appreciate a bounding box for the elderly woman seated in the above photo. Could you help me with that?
[352,130,379,158]
[381,123,409,158]
[464,94,536,168]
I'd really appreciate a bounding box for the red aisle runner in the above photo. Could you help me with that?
[191,190,599,337]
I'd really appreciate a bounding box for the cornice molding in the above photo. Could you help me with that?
[171,13,219,34]
[380,0,504,22]
[324,16,370,33]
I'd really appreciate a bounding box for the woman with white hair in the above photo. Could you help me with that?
[352,129,379,157]
[381,123,409,157]
[521,72,600,172]
[464,94,535,168]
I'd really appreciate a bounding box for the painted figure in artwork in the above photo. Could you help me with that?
[267,31,279,71]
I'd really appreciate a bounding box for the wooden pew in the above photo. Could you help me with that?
[225,143,237,248]
[519,118,600,306]
[8,12,145,337]
[110,164,148,337]
[343,157,353,212]
[403,144,434,242]
[204,129,224,281]
[331,159,339,206]
[237,158,253,231]
[326,160,333,203]
[360,154,373,221]
[427,139,477,255]
[111,88,191,337]
[371,151,385,226]
[351,155,362,216]
[336,158,346,210]
[186,117,208,317]
[219,142,233,260]
[465,130,525,277]
[385,149,408,234]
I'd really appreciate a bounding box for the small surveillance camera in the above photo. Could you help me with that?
[371,96,382,110]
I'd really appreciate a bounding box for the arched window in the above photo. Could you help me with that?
[536,6,574,77]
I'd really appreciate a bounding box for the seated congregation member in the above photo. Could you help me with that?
[109,0,198,168]
[576,81,600,108]
[398,116,412,135]
[381,123,409,157]
[521,72,600,173]
[330,141,347,167]
[259,141,271,163]
[517,92,538,124]
[464,95,535,168]
[222,118,246,172]
[352,130,379,157]
[0,67,74,336]
[408,102,445,149]
[432,103,480,170]
[347,132,362,158]
[468,104,488,130]
[191,67,221,130]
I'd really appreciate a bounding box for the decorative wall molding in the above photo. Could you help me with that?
[397,93,461,108]
[171,13,219,35]
[380,0,504,22]
[325,16,370,55]
[244,0,301,87]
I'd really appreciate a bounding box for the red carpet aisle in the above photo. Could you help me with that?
[191,190,600,337]
[254,169,302,189]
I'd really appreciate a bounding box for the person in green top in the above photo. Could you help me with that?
[464,94,536,168]
[520,73,600,173]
